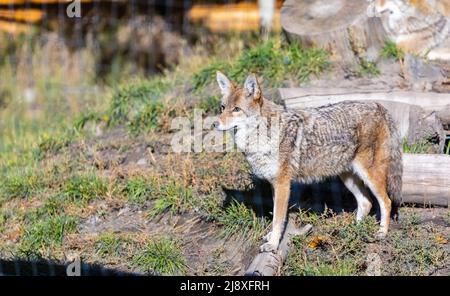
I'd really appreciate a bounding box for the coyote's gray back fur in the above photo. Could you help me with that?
[276,101,403,217]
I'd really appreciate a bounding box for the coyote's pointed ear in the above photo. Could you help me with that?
[244,74,261,102]
[216,71,234,97]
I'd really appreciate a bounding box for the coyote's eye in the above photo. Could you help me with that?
[220,104,225,112]
[233,107,241,112]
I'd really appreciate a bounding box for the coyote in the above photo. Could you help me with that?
[373,0,450,59]
[213,72,403,253]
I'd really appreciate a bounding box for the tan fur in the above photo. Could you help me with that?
[374,0,450,58]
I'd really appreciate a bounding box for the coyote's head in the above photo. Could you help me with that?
[213,72,263,131]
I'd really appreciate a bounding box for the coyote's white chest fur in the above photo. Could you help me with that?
[233,119,280,181]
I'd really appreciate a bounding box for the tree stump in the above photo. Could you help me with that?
[281,0,386,70]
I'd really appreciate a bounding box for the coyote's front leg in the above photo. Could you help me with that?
[260,174,291,253]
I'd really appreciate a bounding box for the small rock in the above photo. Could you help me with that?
[118,206,130,217]
[366,252,382,276]
[137,158,148,166]
[404,54,445,90]
[87,215,101,226]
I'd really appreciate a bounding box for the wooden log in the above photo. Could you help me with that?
[281,0,386,70]
[0,9,44,22]
[402,154,450,207]
[0,20,34,34]
[280,88,450,152]
[280,88,450,119]
[188,2,282,33]
[245,223,313,276]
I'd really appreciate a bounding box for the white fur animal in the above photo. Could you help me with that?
[372,0,450,60]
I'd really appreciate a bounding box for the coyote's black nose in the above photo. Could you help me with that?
[212,121,219,129]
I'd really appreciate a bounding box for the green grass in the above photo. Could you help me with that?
[132,237,187,275]
[38,194,69,217]
[63,173,108,205]
[285,212,378,276]
[34,132,72,160]
[123,177,153,205]
[192,39,329,90]
[0,167,43,202]
[198,95,221,114]
[290,256,360,276]
[216,200,269,241]
[192,60,231,91]
[147,182,194,219]
[385,212,449,275]
[128,100,165,135]
[107,77,173,127]
[358,59,380,76]
[285,210,449,276]
[19,214,77,258]
[0,211,7,233]
[403,139,432,154]
[95,233,129,257]
[381,40,405,61]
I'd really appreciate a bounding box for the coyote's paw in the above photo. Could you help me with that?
[259,242,278,253]
[375,229,387,240]
[262,231,272,242]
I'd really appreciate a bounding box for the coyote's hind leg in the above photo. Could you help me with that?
[352,162,392,238]
[339,172,372,222]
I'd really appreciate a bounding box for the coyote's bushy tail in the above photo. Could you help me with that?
[384,112,403,220]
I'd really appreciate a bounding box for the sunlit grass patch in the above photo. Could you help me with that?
[123,177,154,205]
[285,212,378,276]
[358,59,380,76]
[216,200,269,241]
[193,38,329,90]
[19,214,77,259]
[402,139,433,154]
[132,236,187,275]
[107,77,173,126]
[95,233,130,257]
[381,40,404,61]
[384,211,449,275]
[128,100,165,135]
[147,182,194,219]
[0,167,43,202]
[33,131,75,160]
[62,173,108,205]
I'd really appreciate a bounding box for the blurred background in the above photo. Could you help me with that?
[0,0,284,154]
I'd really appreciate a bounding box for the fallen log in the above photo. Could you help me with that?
[187,2,282,33]
[280,88,450,152]
[281,88,450,122]
[281,0,386,70]
[402,154,450,207]
[245,223,313,276]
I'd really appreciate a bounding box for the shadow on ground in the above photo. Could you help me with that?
[0,259,141,276]
[223,177,382,219]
